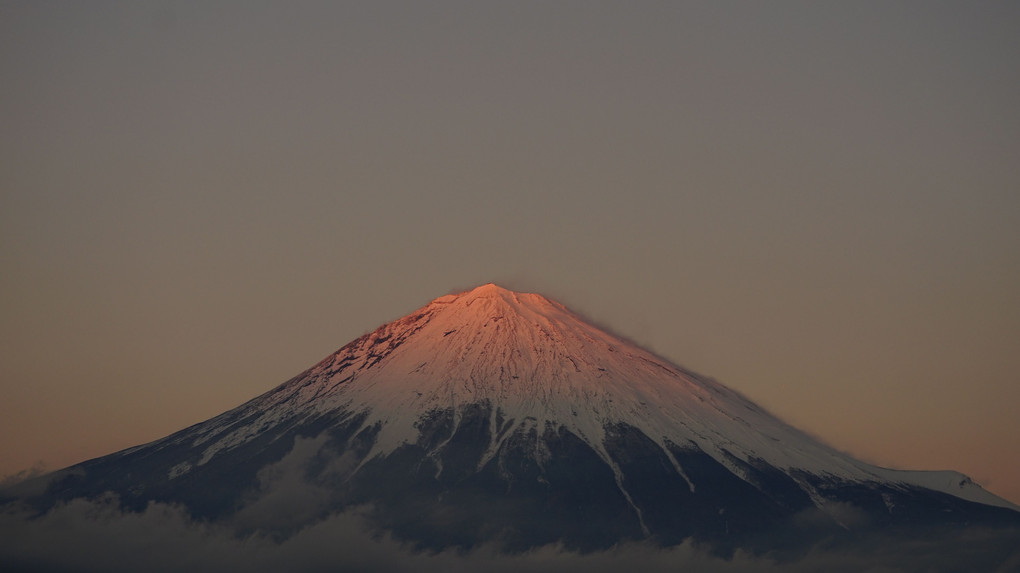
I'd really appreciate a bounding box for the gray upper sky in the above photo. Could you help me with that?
[2,1,1018,502]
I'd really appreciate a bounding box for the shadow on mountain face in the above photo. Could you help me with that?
[1,494,1018,573]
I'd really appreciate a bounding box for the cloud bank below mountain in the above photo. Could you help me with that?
[2,496,1018,573]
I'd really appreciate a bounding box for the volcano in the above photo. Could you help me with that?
[5,284,1018,553]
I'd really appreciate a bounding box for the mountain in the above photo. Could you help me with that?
[4,283,1018,555]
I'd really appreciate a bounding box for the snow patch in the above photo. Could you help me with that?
[168,462,192,480]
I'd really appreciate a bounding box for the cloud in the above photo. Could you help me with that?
[230,435,335,536]
[2,495,1018,573]
[791,500,871,531]
[0,462,48,489]
[0,497,764,573]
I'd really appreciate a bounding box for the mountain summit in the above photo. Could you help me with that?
[6,283,1018,551]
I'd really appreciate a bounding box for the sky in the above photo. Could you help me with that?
[1,0,1018,506]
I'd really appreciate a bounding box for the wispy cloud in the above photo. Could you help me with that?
[0,463,48,489]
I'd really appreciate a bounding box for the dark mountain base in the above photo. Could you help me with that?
[7,402,1018,557]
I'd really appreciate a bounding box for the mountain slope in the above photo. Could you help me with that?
[6,283,1018,551]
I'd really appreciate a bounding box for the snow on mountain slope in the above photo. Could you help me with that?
[876,469,1018,510]
[176,283,1015,511]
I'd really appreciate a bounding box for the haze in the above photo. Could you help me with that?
[1,1,1018,505]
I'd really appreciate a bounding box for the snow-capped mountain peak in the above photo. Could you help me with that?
[182,284,1015,512]
[11,283,1017,554]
